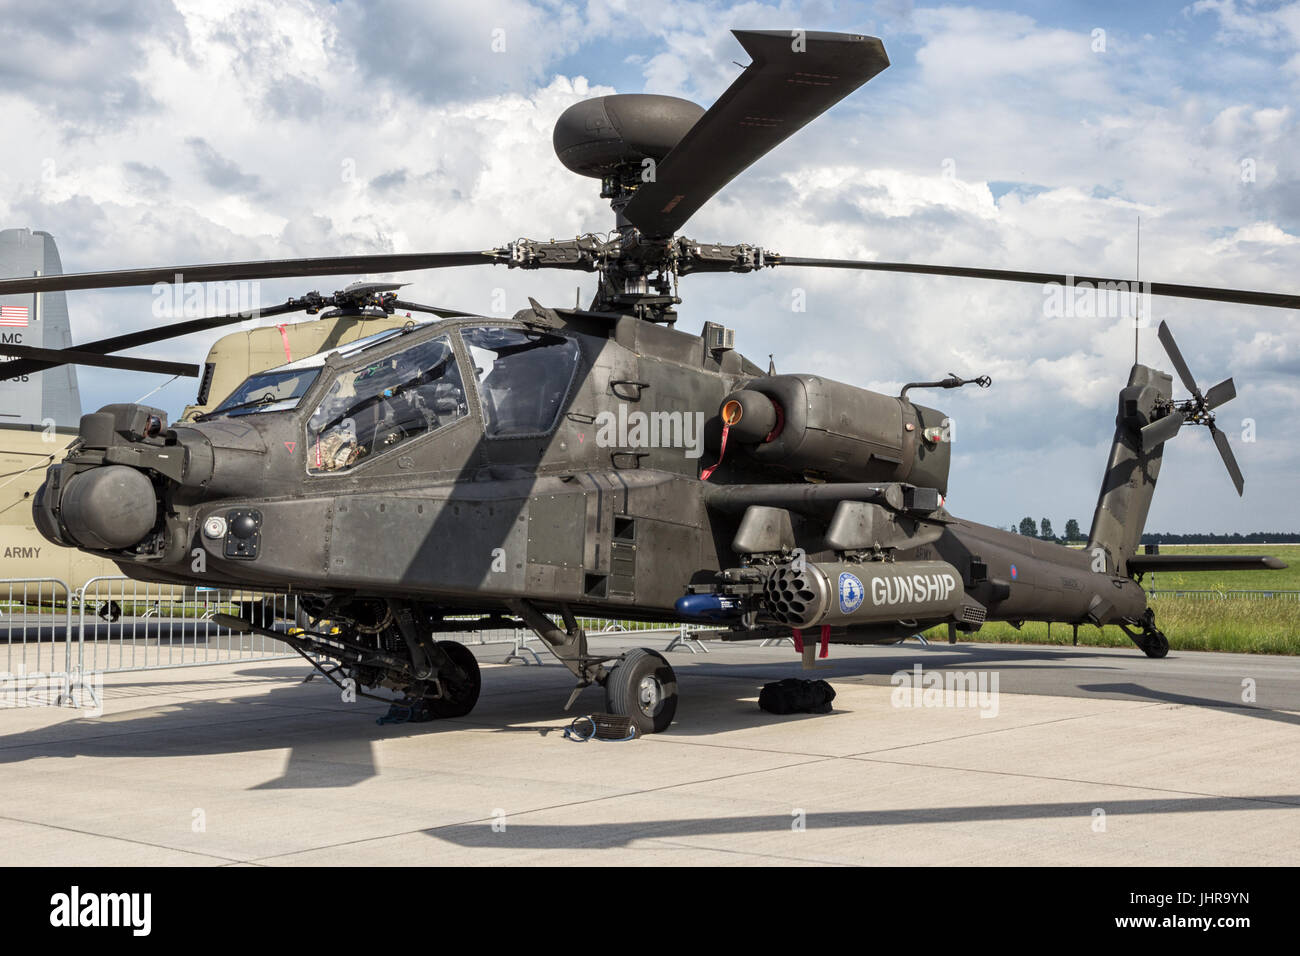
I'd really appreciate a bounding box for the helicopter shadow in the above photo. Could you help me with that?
[1080,681,1300,728]
[0,653,665,790]
[0,669,477,790]
[422,791,1300,852]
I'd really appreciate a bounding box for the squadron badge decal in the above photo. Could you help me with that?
[839,571,865,614]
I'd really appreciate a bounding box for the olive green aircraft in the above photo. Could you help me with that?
[1,30,1292,733]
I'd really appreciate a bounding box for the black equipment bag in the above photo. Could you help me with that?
[758,678,836,715]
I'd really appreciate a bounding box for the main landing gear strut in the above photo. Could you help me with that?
[220,600,483,716]
[228,597,678,733]
[508,599,679,734]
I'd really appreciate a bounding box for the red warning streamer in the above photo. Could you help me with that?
[276,324,292,363]
[700,422,729,481]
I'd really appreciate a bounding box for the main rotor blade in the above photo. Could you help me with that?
[1210,424,1245,496]
[0,299,309,379]
[1140,411,1184,448]
[1157,320,1203,400]
[1204,377,1236,410]
[621,30,889,238]
[0,345,198,377]
[769,256,1300,311]
[0,250,497,297]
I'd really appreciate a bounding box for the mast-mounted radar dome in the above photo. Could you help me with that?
[553,94,704,179]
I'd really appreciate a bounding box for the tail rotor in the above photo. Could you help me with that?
[1140,321,1244,495]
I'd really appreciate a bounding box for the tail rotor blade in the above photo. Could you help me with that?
[1140,411,1184,448]
[1210,425,1245,496]
[1157,321,1204,401]
[1204,377,1236,410]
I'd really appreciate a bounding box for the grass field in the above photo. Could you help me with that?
[921,543,1300,655]
[1139,543,1300,592]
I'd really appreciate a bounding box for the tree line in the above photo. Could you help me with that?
[1011,517,1081,541]
[1009,519,1300,544]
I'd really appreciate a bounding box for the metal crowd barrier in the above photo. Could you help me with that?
[1224,589,1300,601]
[2,575,718,690]
[75,576,301,673]
[1,578,75,706]
[1146,588,1300,600]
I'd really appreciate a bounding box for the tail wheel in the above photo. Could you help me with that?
[604,648,678,734]
[426,641,482,718]
[1140,629,1170,658]
[1135,609,1170,659]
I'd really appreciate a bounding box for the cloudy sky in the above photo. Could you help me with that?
[1,0,1297,534]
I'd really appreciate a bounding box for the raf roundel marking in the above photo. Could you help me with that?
[1010,564,1018,579]
[839,571,865,614]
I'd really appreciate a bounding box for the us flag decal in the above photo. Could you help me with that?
[0,305,29,327]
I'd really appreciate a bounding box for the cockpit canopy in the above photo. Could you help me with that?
[208,323,582,475]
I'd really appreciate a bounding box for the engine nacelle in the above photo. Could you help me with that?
[719,375,951,492]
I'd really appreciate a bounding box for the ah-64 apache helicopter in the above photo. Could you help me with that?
[0,30,1291,734]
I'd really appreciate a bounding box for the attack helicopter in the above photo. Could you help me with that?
[1,30,1292,734]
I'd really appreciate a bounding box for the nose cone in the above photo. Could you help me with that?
[59,465,158,550]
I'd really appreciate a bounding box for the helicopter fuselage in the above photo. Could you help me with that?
[33,308,1147,648]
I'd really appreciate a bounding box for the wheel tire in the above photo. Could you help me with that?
[426,641,482,718]
[1141,630,1170,659]
[604,648,678,735]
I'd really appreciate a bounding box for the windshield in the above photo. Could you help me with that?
[307,333,467,473]
[211,368,320,417]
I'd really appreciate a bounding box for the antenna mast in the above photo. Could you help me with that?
[1135,215,1141,365]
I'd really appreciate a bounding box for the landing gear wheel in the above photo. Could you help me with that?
[1139,629,1170,659]
[426,641,482,718]
[1132,609,1170,659]
[604,648,677,735]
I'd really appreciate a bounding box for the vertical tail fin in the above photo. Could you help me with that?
[1087,364,1173,577]
[0,228,81,428]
